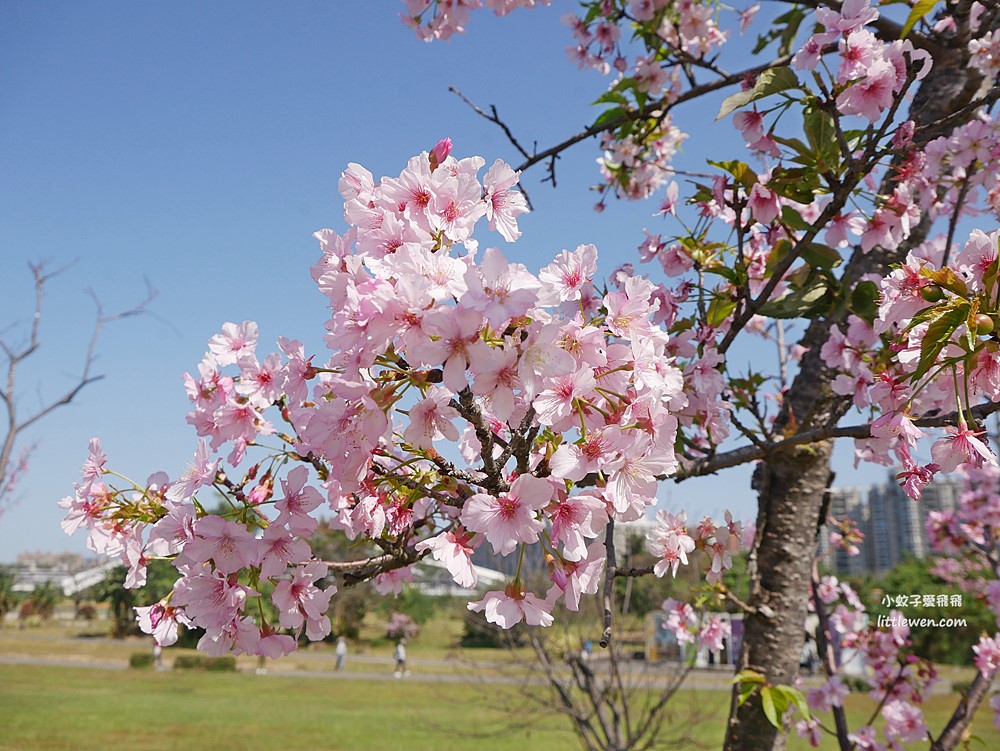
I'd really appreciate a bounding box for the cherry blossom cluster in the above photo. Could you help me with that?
[596,120,686,203]
[802,459,1000,743]
[400,0,549,42]
[795,574,943,749]
[924,465,1000,732]
[646,509,743,584]
[659,597,731,654]
[920,115,1000,224]
[62,141,748,652]
[564,0,734,75]
[818,229,1000,498]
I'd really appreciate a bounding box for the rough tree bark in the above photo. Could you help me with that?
[723,6,998,748]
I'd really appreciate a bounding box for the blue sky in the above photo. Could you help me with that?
[0,1,894,561]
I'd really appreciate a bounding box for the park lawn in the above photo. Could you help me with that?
[2,663,998,751]
[0,663,582,751]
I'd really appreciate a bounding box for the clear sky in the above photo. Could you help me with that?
[0,1,893,562]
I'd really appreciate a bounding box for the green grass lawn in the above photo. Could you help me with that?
[0,663,596,751]
[2,662,997,751]
[3,618,999,751]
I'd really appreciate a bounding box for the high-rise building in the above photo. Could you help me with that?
[825,487,869,577]
[822,472,963,576]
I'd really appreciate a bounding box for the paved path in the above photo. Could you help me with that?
[0,640,961,695]
[0,652,741,689]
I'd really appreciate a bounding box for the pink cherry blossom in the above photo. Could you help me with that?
[881,700,928,745]
[836,58,896,123]
[415,528,478,588]
[647,510,696,577]
[468,585,554,628]
[461,246,540,326]
[532,367,597,427]
[403,385,461,450]
[460,474,552,555]
[930,422,997,473]
[207,321,258,367]
[538,244,598,304]
[748,182,781,225]
[274,465,324,537]
[166,439,219,503]
[548,493,608,561]
[184,516,260,574]
[258,525,312,579]
[550,539,606,611]
[135,602,192,647]
[974,634,1000,676]
[483,159,529,242]
[272,561,333,641]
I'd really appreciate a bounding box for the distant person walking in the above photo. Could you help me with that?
[394,638,409,678]
[336,636,347,671]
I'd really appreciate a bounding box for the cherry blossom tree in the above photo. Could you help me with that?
[60,2,1000,751]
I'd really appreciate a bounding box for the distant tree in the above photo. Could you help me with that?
[90,560,175,638]
[0,568,16,622]
[27,581,60,621]
[385,612,420,641]
[331,587,369,641]
[0,263,153,515]
[379,586,438,625]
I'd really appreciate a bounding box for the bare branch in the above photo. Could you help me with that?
[449,86,535,211]
[0,264,156,514]
[512,54,798,176]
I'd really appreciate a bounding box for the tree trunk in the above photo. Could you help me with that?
[722,6,995,747]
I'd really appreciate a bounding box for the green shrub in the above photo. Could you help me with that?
[460,607,525,648]
[205,656,237,672]
[173,654,237,672]
[129,652,155,669]
[952,680,973,696]
[842,675,870,693]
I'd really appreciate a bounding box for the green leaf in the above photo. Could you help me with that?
[760,686,780,729]
[592,107,627,131]
[758,278,832,319]
[901,0,940,39]
[705,263,741,284]
[850,280,879,323]
[709,160,756,189]
[920,266,968,297]
[594,89,628,106]
[765,239,794,278]
[770,135,812,158]
[776,8,806,56]
[767,167,819,203]
[803,104,839,167]
[707,296,738,327]
[773,685,811,721]
[717,67,800,121]
[912,303,970,382]
[732,669,767,685]
[780,206,813,232]
[800,243,842,270]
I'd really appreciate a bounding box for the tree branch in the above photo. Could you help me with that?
[677,400,1000,481]
[511,54,798,176]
